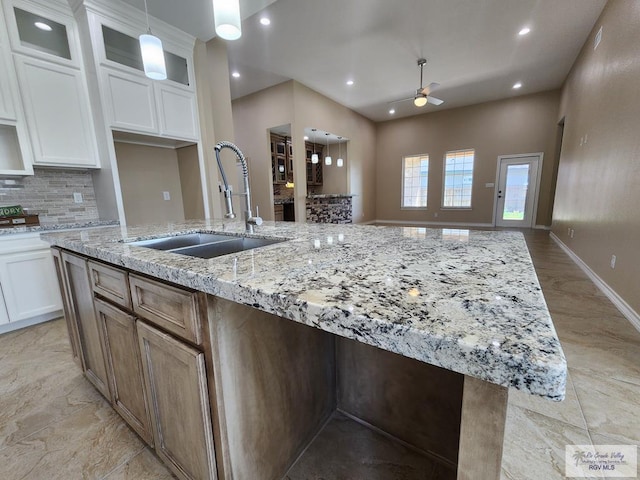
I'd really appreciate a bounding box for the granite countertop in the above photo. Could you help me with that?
[0,220,119,236]
[42,220,566,400]
[307,194,353,199]
[274,198,294,205]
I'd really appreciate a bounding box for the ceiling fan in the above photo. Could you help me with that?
[392,58,444,108]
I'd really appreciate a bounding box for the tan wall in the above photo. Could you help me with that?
[292,82,377,223]
[114,142,185,226]
[177,144,205,220]
[375,90,561,226]
[320,143,348,195]
[552,0,640,315]
[232,81,295,221]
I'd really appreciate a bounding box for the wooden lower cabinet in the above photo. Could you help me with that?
[137,320,217,480]
[94,297,153,446]
[61,251,110,399]
[51,248,83,368]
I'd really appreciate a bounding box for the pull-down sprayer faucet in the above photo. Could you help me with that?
[214,141,262,233]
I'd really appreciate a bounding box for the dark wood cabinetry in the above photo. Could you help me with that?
[270,134,293,184]
[305,141,323,185]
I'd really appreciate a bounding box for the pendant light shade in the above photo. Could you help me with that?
[337,137,344,167]
[311,128,319,163]
[214,0,242,40]
[324,133,332,165]
[140,0,166,80]
[140,34,166,80]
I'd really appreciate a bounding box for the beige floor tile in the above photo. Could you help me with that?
[501,404,597,480]
[102,447,174,480]
[0,368,103,450]
[509,372,587,430]
[562,339,640,387]
[572,371,640,445]
[0,400,145,480]
[584,433,639,479]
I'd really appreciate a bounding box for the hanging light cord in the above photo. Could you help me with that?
[143,0,151,34]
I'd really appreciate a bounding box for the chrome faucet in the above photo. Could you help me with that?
[214,141,262,233]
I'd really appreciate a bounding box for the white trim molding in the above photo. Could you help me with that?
[534,225,551,230]
[550,232,640,333]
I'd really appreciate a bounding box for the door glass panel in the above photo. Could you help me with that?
[14,8,71,59]
[502,164,529,220]
[102,26,190,86]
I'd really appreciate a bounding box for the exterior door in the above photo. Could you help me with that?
[495,155,541,228]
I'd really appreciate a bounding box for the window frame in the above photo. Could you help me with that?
[441,148,475,209]
[401,153,430,210]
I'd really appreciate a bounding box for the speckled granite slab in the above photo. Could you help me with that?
[0,220,119,236]
[42,220,566,400]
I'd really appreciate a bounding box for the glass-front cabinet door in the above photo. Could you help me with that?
[3,0,80,67]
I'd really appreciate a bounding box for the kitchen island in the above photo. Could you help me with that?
[43,220,566,480]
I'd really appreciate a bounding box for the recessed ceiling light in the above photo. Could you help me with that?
[513,82,522,89]
[389,108,396,115]
[260,17,271,26]
[518,27,530,36]
[34,21,52,31]
[232,71,240,78]
[346,80,354,86]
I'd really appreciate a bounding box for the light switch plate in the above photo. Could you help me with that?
[163,191,171,201]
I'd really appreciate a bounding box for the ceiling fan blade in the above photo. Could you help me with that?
[427,96,444,106]
[390,96,415,104]
[420,82,440,96]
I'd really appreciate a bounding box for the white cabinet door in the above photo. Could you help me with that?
[155,83,198,141]
[0,286,9,326]
[0,249,62,322]
[14,56,99,168]
[102,68,158,135]
[0,49,16,121]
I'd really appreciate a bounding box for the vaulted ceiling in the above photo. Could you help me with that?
[121,0,607,121]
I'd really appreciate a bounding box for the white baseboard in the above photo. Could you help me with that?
[374,219,494,228]
[356,219,377,225]
[550,232,640,333]
[534,225,551,230]
[0,311,62,335]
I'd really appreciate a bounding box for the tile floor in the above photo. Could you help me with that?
[0,230,638,479]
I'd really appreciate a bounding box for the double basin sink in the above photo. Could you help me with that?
[128,233,286,259]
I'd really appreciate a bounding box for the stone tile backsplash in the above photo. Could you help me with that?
[0,168,99,224]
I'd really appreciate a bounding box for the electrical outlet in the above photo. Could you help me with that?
[570,229,575,238]
[73,192,83,203]
[610,255,616,269]
[163,191,170,201]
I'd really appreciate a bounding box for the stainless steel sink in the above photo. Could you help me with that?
[127,233,286,259]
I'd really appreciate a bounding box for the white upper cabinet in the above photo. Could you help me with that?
[3,0,81,68]
[0,49,16,121]
[85,7,199,141]
[2,0,100,168]
[15,56,99,167]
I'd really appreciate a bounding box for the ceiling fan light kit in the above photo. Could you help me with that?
[390,58,444,112]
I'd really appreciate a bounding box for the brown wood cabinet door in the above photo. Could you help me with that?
[61,251,110,399]
[137,320,217,480]
[51,248,83,369]
[94,297,153,446]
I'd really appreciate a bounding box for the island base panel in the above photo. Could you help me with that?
[457,376,508,480]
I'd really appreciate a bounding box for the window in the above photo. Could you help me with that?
[402,155,429,208]
[443,149,474,207]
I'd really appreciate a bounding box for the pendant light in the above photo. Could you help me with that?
[324,133,332,166]
[337,137,344,167]
[311,129,319,164]
[139,0,167,80]
[214,0,242,41]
